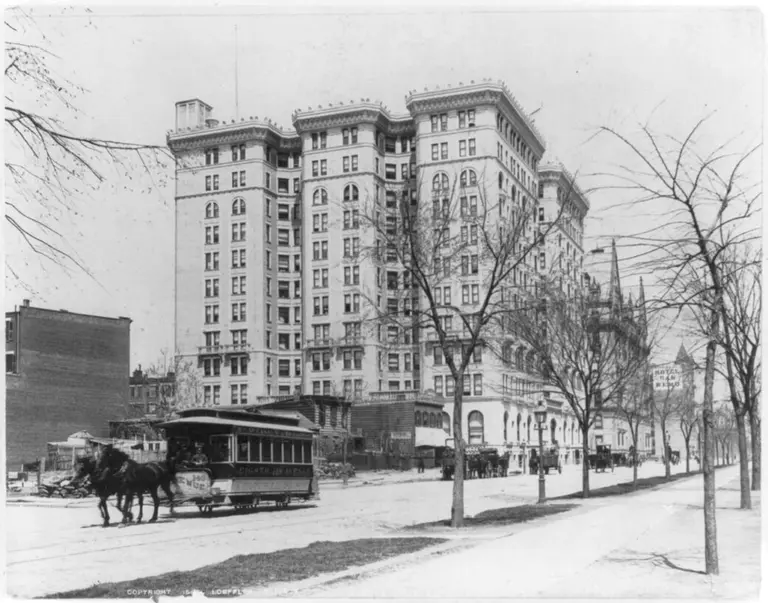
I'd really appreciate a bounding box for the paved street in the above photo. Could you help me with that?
[7,462,675,598]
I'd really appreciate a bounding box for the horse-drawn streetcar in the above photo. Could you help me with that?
[158,407,319,515]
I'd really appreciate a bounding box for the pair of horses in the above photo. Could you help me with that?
[466,452,510,479]
[74,445,176,527]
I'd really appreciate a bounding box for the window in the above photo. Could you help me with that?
[278,229,290,246]
[440,113,448,131]
[595,414,603,429]
[342,128,350,145]
[459,140,467,157]
[231,144,245,162]
[431,144,439,161]
[431,115,439,132]
[205,225,220,245]
[205,147,219,165]
[278,281,290,298]
[401,164,408,180]
[313,189,328,206]
[468,411,484,445]
[232,248,246,269]
[343,184,359,202]
[205,202,219,219]
[312,161,318,177]
[388,354,399,371]
[204,252,220,271]
[265,172,271,189]
[231,302,246,322]
[231,355,248,376]
[385,164,396,180]
[440,143,448,160]
[473,374,483,396]
[230,222,246,242]
[343,156,350,172]
[468,139,476,156]
[320,160,327,175]
[460,169,477,187]
[203,357,221,377]
[231,276,246,295]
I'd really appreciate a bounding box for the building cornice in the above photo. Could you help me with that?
[292,103,415,136]
[167,122,300,153]
[538,163,591,214]
[405,80,546,156]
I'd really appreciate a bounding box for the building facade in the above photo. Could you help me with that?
[129,366,176,415]
[5,301,132,468]
[168,80,633,466]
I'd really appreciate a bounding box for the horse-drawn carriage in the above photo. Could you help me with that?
[158,406,319,515]
[590,444,614,473]
[529,446,562,474]
[440,440,509,480]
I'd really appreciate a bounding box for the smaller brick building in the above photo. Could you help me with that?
[5,301,132,469]
[129,366,176,416]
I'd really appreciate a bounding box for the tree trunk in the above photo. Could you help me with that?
[581,424,590,498]
[735,413,750,508]
[451,385,464,528]
[702,326,719,575]
[662,421,671,479]
[684,438,690,474]
[749,407,761,491]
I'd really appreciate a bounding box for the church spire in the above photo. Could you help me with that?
[675,342,694,366]
[637,277,648,333]
[609,239,622,313]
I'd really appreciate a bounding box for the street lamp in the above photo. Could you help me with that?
[534,400,548,504]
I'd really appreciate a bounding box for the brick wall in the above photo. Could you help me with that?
[350,401,416,454]
[5,307,131,469]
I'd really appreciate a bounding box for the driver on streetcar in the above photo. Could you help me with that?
[190,442,209,467]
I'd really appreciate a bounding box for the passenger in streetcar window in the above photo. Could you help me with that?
[191,442,209,466]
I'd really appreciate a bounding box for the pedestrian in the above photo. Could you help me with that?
[417,456,425,473]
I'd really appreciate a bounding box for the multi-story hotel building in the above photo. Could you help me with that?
[168,80,598,465]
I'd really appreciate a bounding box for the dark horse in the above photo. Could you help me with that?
[106,447,177,523]
[73,454,129,528]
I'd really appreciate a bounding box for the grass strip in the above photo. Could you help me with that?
[407,503,577,530]
[48,537,447,598]
[556,471,702,499]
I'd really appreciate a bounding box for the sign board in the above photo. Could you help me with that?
[390,431,411,440]
[653,365,682,391]
[173,470,212,499]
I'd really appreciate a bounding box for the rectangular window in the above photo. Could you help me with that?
[351,155,358,171]
[431,144,439,161]
[351,127,358,143]
[474,374,483,396]
[434,376,443,395]
[385,164,396,180]
[343,156,350,172]
[320,160,327,176]
[468,139,476,156]
[440,113,448,131]
[312,161,318,177]
[458,111,466,129]
[459,140,466,157]
[431,115,439,132]
[440,142,448,160]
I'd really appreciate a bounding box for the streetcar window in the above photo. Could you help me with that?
[292,442,301,464]
[210,435,232,463]
[302,441,312,464]
[284,442,293,463]
[249,437,261,462]
[237,436,249,462]
[262,439,273,462]
[273,439,283,463]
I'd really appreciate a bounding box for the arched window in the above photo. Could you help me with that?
[313,188,328,206]
[460,169,477,187]
[527,415,532,441]
[516,413,522,441]
[442,412,451,435]
[503,411,509,441]
[432,172,449,191]
[468,411,484,445]
[550,418,557,444]
[205,202,219,219]
[232,198,245,215]
[343,184,359,202]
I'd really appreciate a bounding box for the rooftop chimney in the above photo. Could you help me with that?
[22,299,30,307]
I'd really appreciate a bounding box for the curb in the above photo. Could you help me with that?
[242,538,471,598]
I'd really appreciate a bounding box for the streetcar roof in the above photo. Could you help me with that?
[157,416,315,434]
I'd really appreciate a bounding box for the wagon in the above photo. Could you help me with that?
[529,447,562,474]
[593,444,614,473]
[158,407,319,515]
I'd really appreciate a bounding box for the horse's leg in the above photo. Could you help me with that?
[161,481,175,515]
[136,492,144,523]
[149,488,160,523]
[100,496,110,527]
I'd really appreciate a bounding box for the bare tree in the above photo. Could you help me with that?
[596,116,760,574]
[678,395,700,474]
[145,349,204,414]
[4,8,170,287]
[650,370,686,479]
[511,276,651,498]
[718,246,761,490]
[613,367,654,488]
[358,167,567,527]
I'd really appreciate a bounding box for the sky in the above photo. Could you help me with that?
[3,2,763,379]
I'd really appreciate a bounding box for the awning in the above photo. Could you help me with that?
[156,416,314,434]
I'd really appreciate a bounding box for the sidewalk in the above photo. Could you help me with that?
[273,466,760,600]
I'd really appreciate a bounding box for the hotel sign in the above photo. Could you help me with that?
[653,365,682,391]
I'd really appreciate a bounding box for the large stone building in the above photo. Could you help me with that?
[5,301,132,468]
[167,80,644,466]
